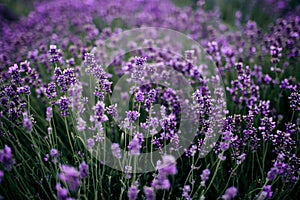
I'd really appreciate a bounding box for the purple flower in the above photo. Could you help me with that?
[222,186,237,200]
[236,153,246,165]
[94,133,104,143]
[59,96,70,117]
[147,89,157,103]
[45,82,57,99]
[17,86,31,95]
[182,185,192,200]
[131,57,147,80]
[84,53,95,66]
[59,165,80,192]
[55,183,69,200]
[128,185,139,200]
[288,92,300,111]
[54,67,62,77]
[0,170,3,183]
[44,154,49,162]
[135,91,144,102]
[200,169,210,186]
[151,175,171,190]
[270,45,282,63]
[50,148,58,163]
[23,112,32,132]
[76,117,86,132]
[79,161,88,179]
[48,45,62,63]
[63,68,76,86]
[152,155,177,190]
[0,145,15,170]
[125,165,132,179]
[20,60,30,73]
[220,142,230,151]
[66,58,75,66]
[111,143,122,159]
[87,138,95,150]
[128,136,142,156]
[267,167,279,181]
[126,111,140,123]
[144,186,155,200]
[46,107,53,122]
[259,117,276,141]
[185,50,195,61]
[50,149,58,157]
[93,101,107,122]
[258,185,273,200]
[158,155,177,175]
[106,104,118,119]
[69,83,83,113]
[49,45,57,54]
[135,56,147,66]
[54,68,76,93]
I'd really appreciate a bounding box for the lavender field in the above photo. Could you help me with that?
[0,0,300,199]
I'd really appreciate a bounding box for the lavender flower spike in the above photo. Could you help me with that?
[111,143,122,159]
[200,169,211,186]
[23,112,32,133]
[0,145,15,170]
[128,185,139,200]
[144,186,155,200]
[59,165,81,192]
[222,186,237,200]
[79,161,88,179]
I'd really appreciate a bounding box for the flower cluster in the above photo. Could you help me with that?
[58,162,88,197]
[152,155,177,190]
[0,0,299,199]
[0,145,15,171]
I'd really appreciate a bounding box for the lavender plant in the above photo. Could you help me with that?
[0,0,300,199]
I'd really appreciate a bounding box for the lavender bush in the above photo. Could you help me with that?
[0,0,300,199]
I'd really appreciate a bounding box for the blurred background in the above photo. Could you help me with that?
[1,0,300,30]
